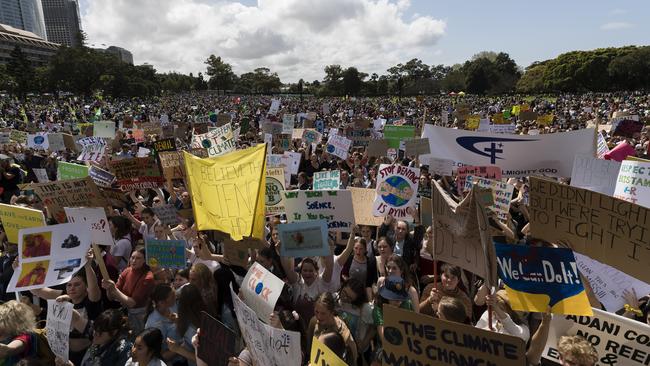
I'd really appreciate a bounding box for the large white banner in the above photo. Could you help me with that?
[420,125,596,177]
[570,155,620,196]
[543,307,650,366]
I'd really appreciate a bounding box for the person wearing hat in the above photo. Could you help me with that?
[371,275,414,365]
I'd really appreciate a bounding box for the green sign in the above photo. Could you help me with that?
[383,125,415,149]
[57,162,89,180]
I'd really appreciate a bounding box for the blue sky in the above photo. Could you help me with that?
[78,0,648,81]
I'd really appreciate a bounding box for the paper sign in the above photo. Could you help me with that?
[348,187,384,226]
[31,177,108,224]
[7,223,91,292]
[384,125,415,148]
[456,166,502,195]
[283,190,354,232]
[528,177,650,283]
[345,128,373,148]
[269,99,280,115]
[278,220,329,258]
[404,138,431,156]
[265,168,285,216]
[464,176,514,221]
[597,131,609,159]
[241,263,284,323]
[77,137,106,162]
[153,138,176,153]
[46,133,65,152]
[614,160,650,207]
[282,114,294,135]
[57,162,89,181]
[192,124,236,157]
[65,207,114,246]
[88,165,115,188]
[0,204,46,244]
[27,133,49,150]
[373,164,420,221]
[198,312,238,366]
[33,168,49,183]
[366,139,389,157]
[383,305,526,366]
[46,300,73,361]
[326,134,352,159]
[495,242,592,315]
[94,121,115,139]
[158,151,185,181]
[426,158,454,176]
[110,156,164,191]
[313,170,340,190]
[151,204,180,227]
[145,239,186,269]
[302,129,322,145]
[570,155,620,196]
[310,337,346,366]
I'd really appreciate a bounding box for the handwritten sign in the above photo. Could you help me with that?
[145,239,186,269]
[31,177,108,224]
[241,263,284,323]
[88,165,115,188]
[0,204,46,244]
[326,134,352,159]
[110,156,164,191]
[93,121,115,139]
[192,124,236,157]
[614,160,650,207]
[404,138,431,156]
[283,190,354,232]
[153,138,176,153]
[151,204,180,227]
[46,300,73,361]
[464,175,514,221]
[310,337,346,366]
[348,187,384,226]
[373,164,420,221]
[456,166,502,195]
[77,137,106,162]
[570,155,620,196]
[313,170,340,191]
[265,168,285,216]
[65,207,114,246]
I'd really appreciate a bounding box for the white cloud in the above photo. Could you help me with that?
[82,0,446,82]
[600,22,634,30]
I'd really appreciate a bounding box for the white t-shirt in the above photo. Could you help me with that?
[292,276,331,304]
[111,236,132,272]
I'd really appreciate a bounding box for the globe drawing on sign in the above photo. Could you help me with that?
[34,136,45,145]
[265,177,283,205]
[378,176,413,207]
[201,139,212,148]
[326,144,335,153]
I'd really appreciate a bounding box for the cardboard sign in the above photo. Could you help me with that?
[265,167,285,216]
[94,121,115,139]
[77,137,106,162]
[183,145,266,240]
[575,253,650,312]
[192,124,236,157]
[0,204,46,244]
[495,243,592,315]
[110,156,165,191]
[216,113,232,127]
[198,312,238,366]
[310,337,346,366]
[543,308,650,366]
[464,175,514,221]
[269,99,280,115]
[326,134,352,159]
[222,239,253,268]
[302,129,322,145]
[427,158,454,176]
[158,151,185,180]
[65,207,114,246]
[31,177,108,224]
[151,204,180,227]
[46,133,65,152]
[283,190,355,232]
[57,162,89,181]
[518,110,538,122]
[345,128,373,148]
[384,125,415,148]
[570,155,620,196]
[383,305,526,366]
[241,263,284,323]
[46,300,73,361]
[278,220,329,258]
[145,239,186,269]
[456,166,502,195]
[614,160,650,207]
[313,170,340,191]
[88,165,116,188]
[7,223,91,292]
[231,286,301,366]
[405,138,431,156]
[348,187,384,226]
[373,164,420,221]
[528,177,650,283]
[153,138,176,153]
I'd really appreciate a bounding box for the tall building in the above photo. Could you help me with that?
[41,0,80,47]
[0,0,47,39]
[0,23,59,66]
[95,45,134,64]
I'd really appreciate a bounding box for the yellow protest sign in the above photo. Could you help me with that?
[536,113,554,126]
[466,115,480,130]
[183,144,267,240]
[310,337,347,366]
[512,105,521,116]
[0,204,46,243]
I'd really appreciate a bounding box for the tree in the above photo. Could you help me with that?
[323,64,344,95]
[204,55,235,92]
[342,67,363,96]
[6,46,34,99]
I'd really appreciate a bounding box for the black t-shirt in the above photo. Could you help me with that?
[70,296,103,339]
[0,166,22,191]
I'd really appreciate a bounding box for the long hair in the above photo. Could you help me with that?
[137,328,164,361]
[177,283,207,337]
[93,309,129,338]
[0,301,36,336]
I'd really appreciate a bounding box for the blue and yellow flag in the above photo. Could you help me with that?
[183,144,267,240]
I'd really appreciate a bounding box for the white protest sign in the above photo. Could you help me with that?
[269,99,280,115]
[614,160,650,208]
[7,223,91,292]
[160,114,170,125]
[27,133,49,150]
[326,134,352,159]
[373,164,420,221]
[191,124,236,157]
[283,151,301,175]
[65,207,114,246]
[313,170,340,190]
[241,262,284,324]
[137,147,151,157]
[46,133,65,151]
[266,168,285,216]
[426,157,454,176]
[46,299,73,361]
[94,121,116,139]
[0,132,10,144]
[77,137,106,162]
[283,190,355,232]
[151,204,180,227]
[464,175,514,221]
[597,131,610,159]
[490,124,517,134]
[543,307,650,366]
[231,286,301,366]
[33,168,50,183]
[282,114,294,135]
[575,253,650,312]
[570,155,620,196]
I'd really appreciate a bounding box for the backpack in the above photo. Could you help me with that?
[33,328,57,364]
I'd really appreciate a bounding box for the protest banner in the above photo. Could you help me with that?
[283,190,354,232]
[292,128,304,140]
[222,238,263,268]
[33,168,49,183]
[198,311,238,366]
[490,124,517,134]
[241,262,284,323]
[382,305,526,366]
[0,203,46,243]
[432,181,487,278]
[27,133,49,150]
[77,137,106,162]
[313,170,340,190]
[420,125,596,177]
[46,133,65,151]
[282,114,294,135]
[278,134,291,151]
[265,167,285,216]
[110,156,164,191]
[151,204,180,226]
[57,163,87,183]
[366,139,389,157]
[426,157,454,176]
[543,307,650,366]
[302,129,322,145]
[262,120,283,135]
[145,239,186,269]
[183,144,266,240]
[10,130,27,144]
[278,220,329,258]
[192,123,236,157]
[614,160,650,207]
[456,166,502,195]
[231,286,301,366]
[65,207,114,246]
[574,253,650,312]
[464,175,514,221]
[46,299,73,361]
[384,125,415,148]
[597,131,610,158]
[404,138,431,156]
[310,337,346,366]
[31,177,108,224]
[495,242,592,315]
[612,118,644,138]
[7,223,91,292]
[326,134,352,159]
[153,138,176,153]
[348,187,384,226]
[158,151,185,180]
[528,176,650,283]
[88,165,115,188]
[373,164,420,221]
[570,155,621,196]
[93,121,115,139]
[346,128,373,148]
